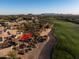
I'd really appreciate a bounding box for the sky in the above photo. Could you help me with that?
[0,0,79,15]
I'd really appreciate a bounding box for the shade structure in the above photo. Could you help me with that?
[19,34,32,40]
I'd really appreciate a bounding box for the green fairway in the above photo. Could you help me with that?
[52,20,79,59]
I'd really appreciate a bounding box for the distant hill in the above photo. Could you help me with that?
[41,13,58,16]
[41,13,79,24]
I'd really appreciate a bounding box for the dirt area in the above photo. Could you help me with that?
[40,28,51,36]
[0,29,18,37]
[0,47,12,57]
[0,29,18,56]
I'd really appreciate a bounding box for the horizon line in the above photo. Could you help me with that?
[0,13,79,15]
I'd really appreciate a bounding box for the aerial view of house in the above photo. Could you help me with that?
[0,0,79,59]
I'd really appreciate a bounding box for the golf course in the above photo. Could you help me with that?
[52,19,79,59]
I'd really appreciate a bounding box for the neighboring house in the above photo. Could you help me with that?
[0,29,18,43]
[8,22,19,30]
[0,26,4,32]
[0,23,5,27]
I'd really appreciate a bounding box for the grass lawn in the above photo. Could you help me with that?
[52,20,79,59]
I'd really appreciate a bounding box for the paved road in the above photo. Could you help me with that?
[38,31,56,59]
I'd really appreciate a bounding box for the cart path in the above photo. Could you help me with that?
[38,30,56,59]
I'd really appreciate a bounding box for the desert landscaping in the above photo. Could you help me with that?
[0,15,54,59]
